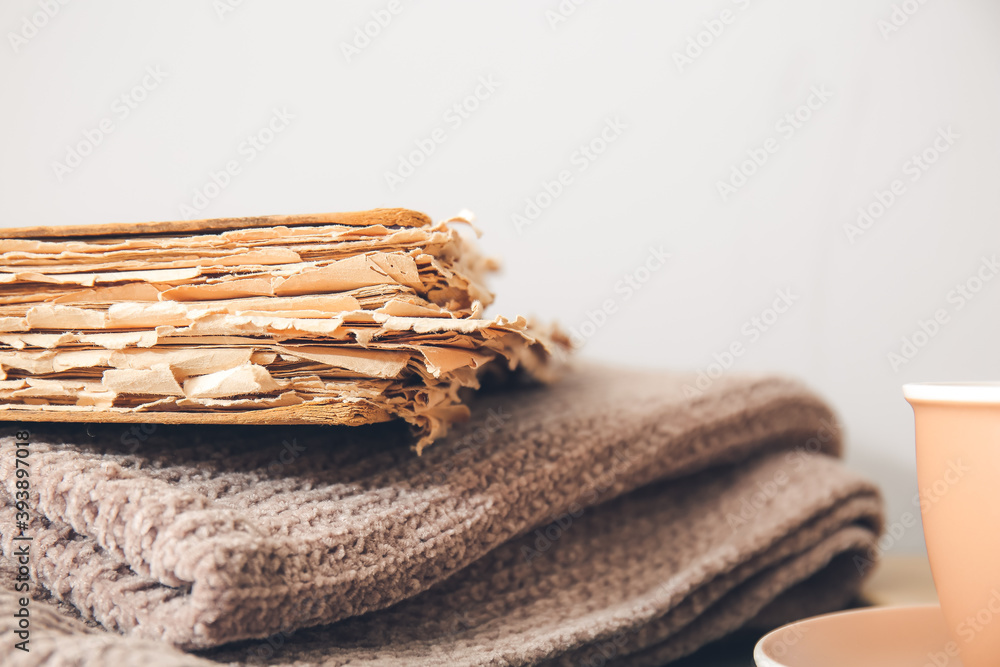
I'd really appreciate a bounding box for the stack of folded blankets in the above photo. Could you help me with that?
[0,210,884,666]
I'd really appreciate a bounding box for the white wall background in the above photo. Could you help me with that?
[2,0,999,553]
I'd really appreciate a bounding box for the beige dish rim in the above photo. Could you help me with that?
[753,604,942,667]
[903,382,1000,405]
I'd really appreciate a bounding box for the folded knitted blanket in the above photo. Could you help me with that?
[0,365,883,666]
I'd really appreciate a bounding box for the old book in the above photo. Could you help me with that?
[0,208,567,450]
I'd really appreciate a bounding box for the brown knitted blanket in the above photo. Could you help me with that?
[0,365,883,666]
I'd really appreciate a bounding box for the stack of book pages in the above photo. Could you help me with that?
[0,208,566,449]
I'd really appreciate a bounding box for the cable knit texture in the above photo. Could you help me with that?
[0,364,883,665]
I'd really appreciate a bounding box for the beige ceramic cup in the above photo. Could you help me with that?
[905,382,1000,667]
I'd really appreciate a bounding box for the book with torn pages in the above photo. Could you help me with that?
[0,208,568,450]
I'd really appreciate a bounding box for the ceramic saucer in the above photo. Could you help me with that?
[755,605,963,666]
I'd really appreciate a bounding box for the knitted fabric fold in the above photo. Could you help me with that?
[0,365,883,665]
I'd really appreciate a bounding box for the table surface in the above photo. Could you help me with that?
[666,555,938,666]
